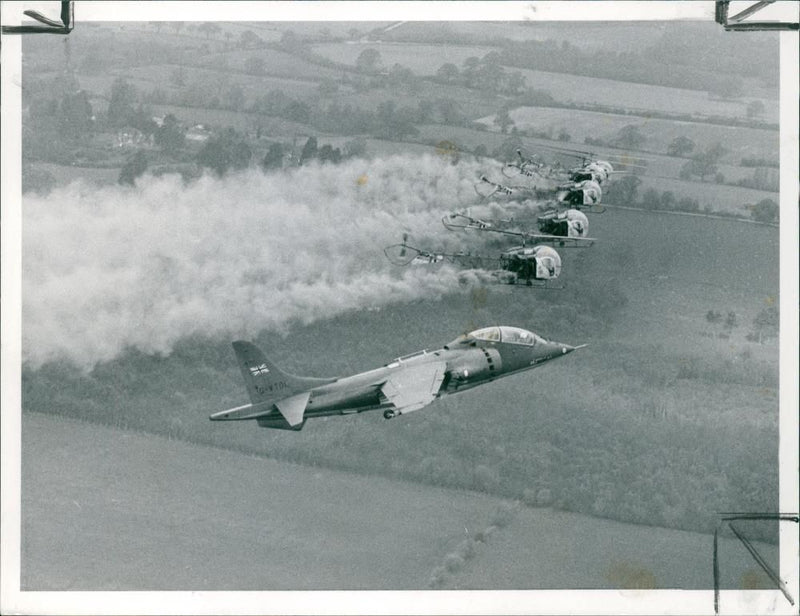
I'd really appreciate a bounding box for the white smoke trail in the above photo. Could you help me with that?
[22,154,490,368]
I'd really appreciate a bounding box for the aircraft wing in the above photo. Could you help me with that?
[380,360,447,416]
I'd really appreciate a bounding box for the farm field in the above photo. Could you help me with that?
[379,21,670,50]
[633,176,778,214]
[25,162,120,188]
[409,124,777,214]
[21,412,776,591]
[491,107,778,161]
[445,506,776,590]
[21,412,502,590]
[148,104,318,137]
[311,42,495,74]
[195,47,347,81]
[121,64,321,98]
[499,67,778,124]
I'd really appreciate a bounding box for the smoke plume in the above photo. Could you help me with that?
[22,155,490,368]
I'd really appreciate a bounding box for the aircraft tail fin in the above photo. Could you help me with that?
[232,341,334,405]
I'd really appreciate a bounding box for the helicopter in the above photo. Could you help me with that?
[555,179,604,212]
[384,233,563,287]
[474,175,520,199]
[475,172,604,213]
[502,150,566,180]
[505,147,647,187]
[442,209,595,247]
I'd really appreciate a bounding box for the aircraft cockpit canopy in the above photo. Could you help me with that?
[463,326,547,346]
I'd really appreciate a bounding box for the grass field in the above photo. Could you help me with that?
[488,107,778,162]
[631,176,778,214]
[500,67,778,124]
[22,412,503,590]
[147,104,318,137]
[195,47,346,81]
[445,506,777,590]
[26,162,120,188]
[121,63,321,98]
[311,42,496,74]
[21,412,776,592]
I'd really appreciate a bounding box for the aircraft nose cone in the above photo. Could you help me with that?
[555,342,587,356]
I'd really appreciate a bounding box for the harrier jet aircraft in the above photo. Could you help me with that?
[211,326,584,430]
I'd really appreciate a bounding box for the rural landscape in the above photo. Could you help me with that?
[18,19,782,595]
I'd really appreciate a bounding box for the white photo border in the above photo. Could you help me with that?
[2,2,798,614]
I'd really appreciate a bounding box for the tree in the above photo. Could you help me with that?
[608,175,641,205]
[660,191,676,211]
[118,151,147,186]
[299,136,318,164]
[492,136,524,162]
[436,63,460,84]
[196,128,252,176]
[750,198,779,224]
[129,104,158,136]
[343,138,367,159]
[59,90,93,137]
[374,101,419,140]
[676,196,699,212]
[260,142,284,171]
[318,144,342,164]
[239,30,263,49]
[640,188,661,209]
[667,136,695,157]
[682,142,727,182]
[197,22,221,39]
[155,114,185,153]
[461,56,480,87]
[388,64,418,92]
[505,71,526,95]
[356,48,382,73]
[614,124,646,150]
[437,97,465,125]
[107,78,137,127]
[493,107,513,134]
[749,306,778,343]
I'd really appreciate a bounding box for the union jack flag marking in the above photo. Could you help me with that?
[249,363,269,376]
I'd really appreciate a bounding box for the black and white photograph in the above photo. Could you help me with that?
[2,1,798,614]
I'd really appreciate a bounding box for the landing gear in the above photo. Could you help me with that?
[383,410,397,420]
